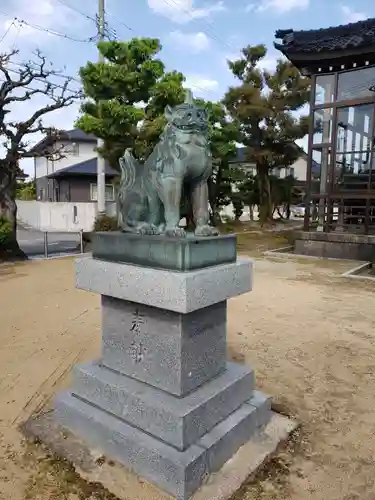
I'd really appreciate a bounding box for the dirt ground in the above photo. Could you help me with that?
[1,245,375,500]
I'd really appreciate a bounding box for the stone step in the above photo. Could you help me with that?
[55,390,268,500]
[72,361,255,450]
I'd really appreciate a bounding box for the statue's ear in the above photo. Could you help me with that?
[165,105,173,122]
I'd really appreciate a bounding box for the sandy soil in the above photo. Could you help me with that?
[0,253,375,500]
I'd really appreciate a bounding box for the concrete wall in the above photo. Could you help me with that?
[35,141,97,179]
[17,201,116,232]
[294,231,375,261]
[17,200,250,232]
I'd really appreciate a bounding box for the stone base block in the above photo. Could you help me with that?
[101,296,227,396]
[72,361,254,450]
[54,390,270,500]
[75,257,252,313]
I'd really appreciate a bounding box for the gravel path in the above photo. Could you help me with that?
[0,255,374,500]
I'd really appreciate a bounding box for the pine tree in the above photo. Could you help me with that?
[76,38,186,167]
[196,99,240,224]
[223,44,310,224]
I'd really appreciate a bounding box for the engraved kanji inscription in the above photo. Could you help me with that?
[128,308,146,363]
[128,341,146,364]
[130,308,144,335]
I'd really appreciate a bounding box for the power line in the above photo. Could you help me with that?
[0,8,218,98]
[13,17,98,43]
[55,0,98,24]
[0,20,14,44]
[0,12,98,43]
[54,0,119,40]
[161,0,235,52]
[11,22,21,50]
[186,83,217,97]
[104,9,134,33]
[1,67,81,95]
[9,60,81,84]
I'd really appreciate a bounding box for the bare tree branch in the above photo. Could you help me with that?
[0,49,61,100]
[0,49,82,171]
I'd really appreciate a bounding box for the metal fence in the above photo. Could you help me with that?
[26,230,85,259]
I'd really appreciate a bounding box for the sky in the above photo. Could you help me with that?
[1,0,374,176]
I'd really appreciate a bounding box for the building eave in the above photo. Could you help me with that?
[274,17,375,71]
[29,129,97,154]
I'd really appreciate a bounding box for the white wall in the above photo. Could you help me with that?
[233,157,307,181]
[35,141,97,179]
[17,201,116,232]
[279,157,307,181]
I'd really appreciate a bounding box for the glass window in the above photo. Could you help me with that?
[335,151,372,177]
[311,148,331,194]
[336,104,374,153]
[71,143,79,156]
[337,66,375,101]
[313,108,333,145]
[315,74,335,105]
[90,184,115,202]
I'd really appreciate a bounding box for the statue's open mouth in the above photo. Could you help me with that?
[177,124,208,132]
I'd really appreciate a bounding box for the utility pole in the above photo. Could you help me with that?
[96,0,106,214]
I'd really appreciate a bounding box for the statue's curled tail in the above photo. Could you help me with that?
[117,149,147,230]
[118,149,143,191]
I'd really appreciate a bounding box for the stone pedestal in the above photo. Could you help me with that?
[53,233,273,500]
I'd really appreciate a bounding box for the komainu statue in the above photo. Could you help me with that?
[117,89,219,237]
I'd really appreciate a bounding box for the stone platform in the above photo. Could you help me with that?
[23,411,297,500]
[27,233,293,499]
[92,232,237,271]
[294,230,375,260]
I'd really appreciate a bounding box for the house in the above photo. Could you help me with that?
[230,145,320,185]
[31,129,118,203]
[31,128,315,205]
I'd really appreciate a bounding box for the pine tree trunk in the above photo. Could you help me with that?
[0,168,27,261]
[257,166,273,225]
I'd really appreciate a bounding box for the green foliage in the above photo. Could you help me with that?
[235,170,258,211]
[0,215,12,244]
[93,214,118,232]
[76,38,186,167]
[16,180,36,200]
[194,99,240,223]
[223,44,310,223]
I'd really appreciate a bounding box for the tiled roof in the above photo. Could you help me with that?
[47,157,118,178]
[274,17,375,54]
[29,129,96,154]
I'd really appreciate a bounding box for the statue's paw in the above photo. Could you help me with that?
[194,225,220,237]
[135,223,159,235]
[146,224,158,235]
[157,223,166,234]
[165,227,186,238]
